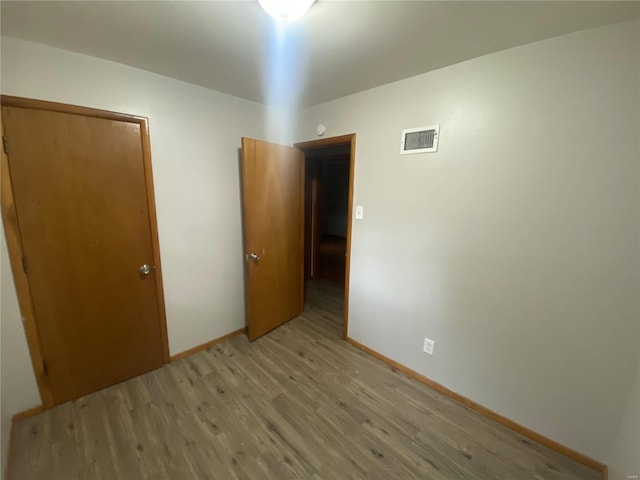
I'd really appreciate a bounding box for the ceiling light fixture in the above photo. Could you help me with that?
[258,0,315,22]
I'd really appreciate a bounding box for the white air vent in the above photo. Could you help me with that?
[400,125,439,154]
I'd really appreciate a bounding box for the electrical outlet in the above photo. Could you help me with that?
[423,338,435,355]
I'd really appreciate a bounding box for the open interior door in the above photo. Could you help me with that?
[241,137,305,341]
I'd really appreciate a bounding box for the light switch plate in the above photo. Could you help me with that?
[355,205,364,220]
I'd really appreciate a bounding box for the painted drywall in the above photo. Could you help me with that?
[605,30,640,480]
[607,368,639,480]
[0,222,41,474]
[0,35,272,464]
[298,19,640,470]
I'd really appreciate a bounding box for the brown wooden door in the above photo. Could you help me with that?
[241,137,304,341]
[2,104,166,405]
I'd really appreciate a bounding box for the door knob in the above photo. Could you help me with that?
[139,264,151,276]
[246,253,260,262]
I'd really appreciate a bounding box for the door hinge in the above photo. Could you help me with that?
[2,136,7,155]
[22,256,28,274]
[42,360,49,377]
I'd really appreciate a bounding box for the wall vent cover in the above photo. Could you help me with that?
[400,125,439,154]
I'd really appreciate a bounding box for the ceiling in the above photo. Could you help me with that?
[1,1,638,107]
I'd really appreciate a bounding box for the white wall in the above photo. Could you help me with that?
[0,36,269,469]
[298,19,640,473]
[605,30,640,479]
[607,370,640,479]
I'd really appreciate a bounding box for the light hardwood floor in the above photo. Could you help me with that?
[9,281,599,480]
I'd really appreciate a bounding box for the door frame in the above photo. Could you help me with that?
[0,95,170,409]
[304,166,322,281]
[295,133,355,340]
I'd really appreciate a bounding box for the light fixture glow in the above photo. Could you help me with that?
[258,0,315,22]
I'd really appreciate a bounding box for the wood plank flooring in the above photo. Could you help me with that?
[9,281,599,480]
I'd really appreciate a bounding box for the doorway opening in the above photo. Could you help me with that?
[296,135,355,339]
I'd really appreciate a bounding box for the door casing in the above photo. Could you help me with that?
[0,95,170,409]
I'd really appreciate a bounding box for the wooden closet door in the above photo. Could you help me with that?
[2,104,166,405]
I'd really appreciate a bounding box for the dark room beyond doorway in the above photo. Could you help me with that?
[304,145,350,287]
